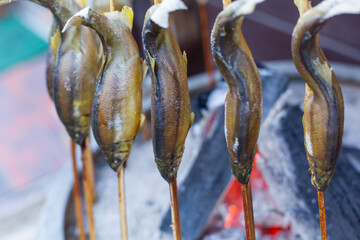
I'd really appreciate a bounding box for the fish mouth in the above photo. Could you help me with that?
[155,156,181,183]
[66,126,89,145]
[103,141,133,171]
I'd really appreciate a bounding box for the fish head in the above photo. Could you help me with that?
[66,122,89,145]
[103,141,133,171]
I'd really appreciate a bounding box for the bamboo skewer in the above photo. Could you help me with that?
[318,191,327,240]
[241,181,256,240]
[84,137,97,203]
[169,177,182,240]
[141,117,151,141]
[110,0,115,12]
[117,167,128,240]
[71,140,86,240]
[81,139,96,240]
[198,0,215,88]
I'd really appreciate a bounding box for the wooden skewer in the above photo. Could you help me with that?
[220,0,256,238]
[223,0,231,8]
[117,166,128,240]
[198,0,216,88]
[141,117,151,141]
[241,181,256,240]
[110,0,115,11]
[81,142,96,240]
[318,191,328,240]
[84,137,97,203]
[169,177,182,240]
[71,140,86,240]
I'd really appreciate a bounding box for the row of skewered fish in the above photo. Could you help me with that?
[1,0,359,239]
[1,0,192,239]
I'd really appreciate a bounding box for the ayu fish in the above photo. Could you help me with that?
[63,6,147,171]
[142,0,194,182]
[211,0,263,185]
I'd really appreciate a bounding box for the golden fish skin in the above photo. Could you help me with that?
[54,24,100,145]
[291,0,359,191]
[142,1,194,182]
[64,7,147,171]
[42,0,101,146]
[211,0,262,185]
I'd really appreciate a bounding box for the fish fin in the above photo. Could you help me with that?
[140,59,148,85]
[140,114,146,129]
[189,112,195,131]
[50,28,61,62]
[105,6,134,30]
[147,50,156,75]
[136,113,146,135]
[146,50,158,87]
[97,56,107,81]
[182,51,187,66]
[182,50,187,74]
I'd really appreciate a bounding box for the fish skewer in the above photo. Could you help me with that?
[142,0,193,239]
[64,5,148,239]
[0,0,101,238]
[211,0,264,239]
[45,1,100,237]
[292,0,360,239]
[48,0,100,237]
[47,15,86,240]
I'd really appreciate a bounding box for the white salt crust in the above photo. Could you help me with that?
[320,0,360,20]
[150,0,187,28]
[222,0,264,18]
[62,7,91,33]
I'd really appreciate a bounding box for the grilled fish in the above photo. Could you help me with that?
[211,0,263,185]
[64,6,147,171]
[142,0,194,182]
[292,0,359,191]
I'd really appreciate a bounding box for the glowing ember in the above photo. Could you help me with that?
[203,150,292,239]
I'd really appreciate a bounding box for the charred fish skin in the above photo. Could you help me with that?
[64,7,147,171]
[292,0,360,191]
[211,0,262,185]
[142,0,194,183]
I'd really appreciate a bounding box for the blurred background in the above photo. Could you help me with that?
[0,0,359,239]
